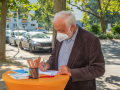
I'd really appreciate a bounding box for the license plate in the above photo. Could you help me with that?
[43,47,51,49]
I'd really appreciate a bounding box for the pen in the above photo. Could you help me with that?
[43,59,45,71]
[40,75,54,78]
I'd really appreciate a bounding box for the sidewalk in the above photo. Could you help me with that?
[0,60,28,90]
[96,40,120,89]
[0,39,120,90]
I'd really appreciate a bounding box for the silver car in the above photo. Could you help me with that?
[20,32,52,52]
[37,29,47,33]
[9,30,27,46]
[6,29,12,43]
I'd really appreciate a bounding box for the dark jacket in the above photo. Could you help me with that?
[47,25,105,90]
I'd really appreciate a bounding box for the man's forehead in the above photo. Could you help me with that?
[54,18,64,23]
[54,18,65,27]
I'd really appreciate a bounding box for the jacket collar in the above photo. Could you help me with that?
[67,25,83,67]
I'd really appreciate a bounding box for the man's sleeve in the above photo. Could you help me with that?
[71,37,105,82]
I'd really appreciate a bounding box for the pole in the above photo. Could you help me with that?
[17,9,20,53]
[13,9,20,57]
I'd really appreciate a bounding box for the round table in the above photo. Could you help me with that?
[2,71,69,90]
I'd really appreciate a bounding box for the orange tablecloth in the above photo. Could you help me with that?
[2,71,69,90]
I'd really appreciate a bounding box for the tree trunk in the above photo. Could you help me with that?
[0,0,7,61]
[52,0,66,48]
[100,17,106,33]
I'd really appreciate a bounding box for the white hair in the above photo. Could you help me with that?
[54,11,76,28]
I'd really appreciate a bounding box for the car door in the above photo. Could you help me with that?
[25,33,31,49]
[20,33,26,48]
[10,32,15,44]
[21,33,28,48]
[9,32,12,44]
[22,33,30,49]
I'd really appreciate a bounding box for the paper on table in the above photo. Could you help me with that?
[39,70,58,75]
[24,68,58,75]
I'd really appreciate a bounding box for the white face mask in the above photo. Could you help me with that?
[56,25,71,42]
[56,33,68,42]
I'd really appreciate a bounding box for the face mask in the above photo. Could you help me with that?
[56,25,71,42]
[56,33,68,42]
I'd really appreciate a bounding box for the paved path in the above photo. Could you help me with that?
[0,39,120,90]
[97,40,120,90]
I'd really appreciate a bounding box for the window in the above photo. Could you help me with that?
[6,24,9,28]
[26,33,30,38]
[22,19,27,21]
[14,32,26,36]
[11,32,15,37]
[31,24,35,26]
[21,14,28,22]
[31,33,48,39]
[22,24,27,27]
[23,33,26,37]
[22,24,27,29]
[13,24,17,28]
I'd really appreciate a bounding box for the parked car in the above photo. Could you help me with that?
[20,32,52,52]
[6,28,12,43]
[9,30,27,46]
[15,27,24,30]
[37,29,47,33]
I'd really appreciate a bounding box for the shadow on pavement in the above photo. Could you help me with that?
[105,76,120,87]
[96,75,120,90]
[0,60,27,90]
[101,40,120,65]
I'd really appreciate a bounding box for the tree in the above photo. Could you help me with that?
[87,1,120,26]
[30,0,54,30]
[0,0,7,61]
[0,0,30,61]
[80,12,91,30]
[67,0,120,32]
[53,0,66,47]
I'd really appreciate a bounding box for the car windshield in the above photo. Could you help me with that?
[15,32,26,36]
[31,33,48,39]
[38,29,46,31]
[6,30,11,34]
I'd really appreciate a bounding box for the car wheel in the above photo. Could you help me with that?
[14,41,17,46]
[29,44,34,53]
[9,41,11,45]
[7,40,10,43]
[20,42,24,50]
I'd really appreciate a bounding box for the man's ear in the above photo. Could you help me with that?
[71,24,75,31]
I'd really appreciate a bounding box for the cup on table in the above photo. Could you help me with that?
[29,68,39,79]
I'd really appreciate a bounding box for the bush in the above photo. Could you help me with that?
[97,33,107,39]
[107,32,113,39]
[90,23,101,34]
[113,34,120,39]
[111,22,120,34]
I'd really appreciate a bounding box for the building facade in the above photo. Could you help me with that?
[6,0,38,31]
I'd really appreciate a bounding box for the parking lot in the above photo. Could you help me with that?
[6,43,51,65]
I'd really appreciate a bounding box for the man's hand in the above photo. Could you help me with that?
[39,62,50,71]
[57,65,71,76]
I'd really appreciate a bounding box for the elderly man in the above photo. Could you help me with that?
[39,11,105,90]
